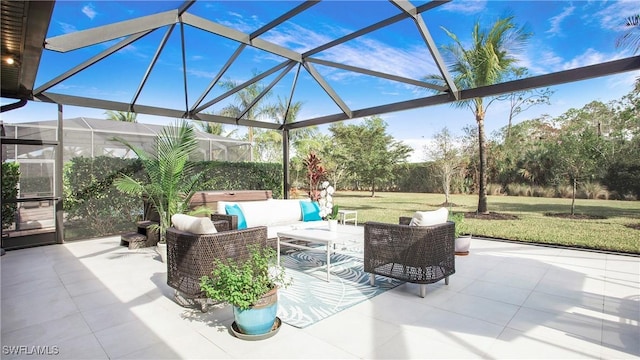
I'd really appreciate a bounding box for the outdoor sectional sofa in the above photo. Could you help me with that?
[211,198,326,239]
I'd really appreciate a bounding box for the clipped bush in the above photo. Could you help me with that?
[506,183,531,197]
[532,186,555,198]
[193,161,283,199]
[486,183,503,195]
[580,182,609,200]
[556,185,574,198]
[1,162,19,230]
[64,156,145,239]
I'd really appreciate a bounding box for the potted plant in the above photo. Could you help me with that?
[113,121,209,262]
[200,244,292,337]
[318,181,339,231]
[325,204,340,231]
[449,212,472,255]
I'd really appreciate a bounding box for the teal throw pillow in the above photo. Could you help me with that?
[300,201,322,222]
[225,204,247,229]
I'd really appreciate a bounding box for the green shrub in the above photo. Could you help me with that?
[506,183,532,197]
[193,161,283,198]
[200,244,291,310]
[487,183,503,195]
[532,186,555,198]
[556,185,574,198]
[580,182,608,200]
[1,162,19,229]
[64,156,145,239]
[602,155,640,199]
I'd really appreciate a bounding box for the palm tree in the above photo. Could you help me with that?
[113,120,208,242]
[219,73,272,146]
[616,14,640,54]
[105,110,137,122]
[427,16,531,213]
[197,121,224,135]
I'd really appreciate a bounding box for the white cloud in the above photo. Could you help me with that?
[519,48,564,75]
[82,4,97,20]
[262,22,438,84]
[403,138,435,162]
[440,0,487,15]
[546,5,575,37]
[561,48,622,70]
[217,11,265,34]
[591,0,639,32]
[58,22,77,34]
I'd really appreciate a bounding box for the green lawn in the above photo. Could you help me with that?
[332,191,640,254]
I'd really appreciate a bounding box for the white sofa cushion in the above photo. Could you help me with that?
[268,199,305,225]
[217,198,322,237]
[238,200,274,228]
[409,207,449,226]
[171,214,217,234]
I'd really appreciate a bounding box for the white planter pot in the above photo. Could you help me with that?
[455,235,471,255]
[156,242,167,263]
[328,219,338,232]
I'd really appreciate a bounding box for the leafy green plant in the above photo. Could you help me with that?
[113,121,209,242]
[199,245,291,310]
[325,205,340,220]
[1,162,19,230]
[448,212,469,238]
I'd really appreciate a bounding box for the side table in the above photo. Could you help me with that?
[337,209,357,226]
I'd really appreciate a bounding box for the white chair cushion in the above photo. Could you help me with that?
[171,214,217,234]
[409,207,449,226]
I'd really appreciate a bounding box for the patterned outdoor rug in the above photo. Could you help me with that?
[277,245,404,328]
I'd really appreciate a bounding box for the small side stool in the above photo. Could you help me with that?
[120,232,148,249]
[338,209,357,226]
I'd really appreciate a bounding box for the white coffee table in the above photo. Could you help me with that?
[277,224,364,282]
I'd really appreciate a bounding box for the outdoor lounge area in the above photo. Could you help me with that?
[1,235,638,359]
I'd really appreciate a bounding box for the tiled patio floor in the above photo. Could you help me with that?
[1,236,638,359]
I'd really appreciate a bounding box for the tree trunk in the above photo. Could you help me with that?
[477,113,488,214]
[571,177,576,215]
[370,180,375,197]
[443,171,450,205]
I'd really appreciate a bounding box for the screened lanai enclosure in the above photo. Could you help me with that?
[3,117,251,163]
[0,117,251,249]
[1,0,639,250]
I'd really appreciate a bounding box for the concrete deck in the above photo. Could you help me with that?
[1,236,638,359]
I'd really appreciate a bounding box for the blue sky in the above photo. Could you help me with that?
[1,0,638,162]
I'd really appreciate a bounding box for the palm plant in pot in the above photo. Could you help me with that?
[200,244,292,337]
[113,121,209,262]
[449,212,471,255]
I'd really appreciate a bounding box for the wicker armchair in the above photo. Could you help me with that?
[166,223,269,311]
[364,217,455,297]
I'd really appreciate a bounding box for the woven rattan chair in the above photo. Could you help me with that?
[364,217,455,297]
[166,223,270,311]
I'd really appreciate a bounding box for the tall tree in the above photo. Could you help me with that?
[551,128,606,215]
[105,110,137,122]
[218,72,272,157]
[258,95,316,163]
[427,16,532,213]
[195,120,239,138]
[425,127,461,205]
[330,116,411,197]
[500,67,553,140]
